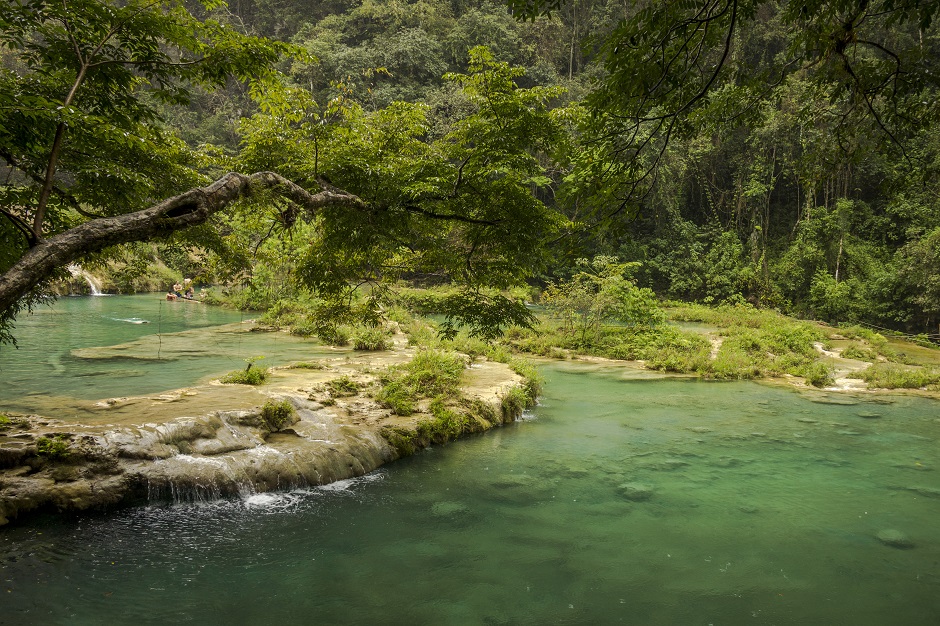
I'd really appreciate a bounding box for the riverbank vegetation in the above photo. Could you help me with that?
[2,0,939,390]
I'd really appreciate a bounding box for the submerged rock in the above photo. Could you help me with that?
[876,529,914,549]
[431,501,470,517]
[618,482,654,501]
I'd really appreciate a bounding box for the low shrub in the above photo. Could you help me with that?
[327,375,360,397]
[260,400,295,430]
[353,326,391,351]
[837,325,888,348]
[289,361,325,370]
[425,398,473,442]
[377,380,416,415]
[860,364,940,389]
[318,325,351,346]
[505,357,543,405]
[799,361,835,388]
[36,434,70,459]
[288,318,318,338]
[841,344,878,361]
[376,349,466,415]
[500,386,529,420]
[221,366,268,385]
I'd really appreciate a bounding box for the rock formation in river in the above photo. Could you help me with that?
[0,353,534,527]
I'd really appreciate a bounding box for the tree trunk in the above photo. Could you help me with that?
[0,171,365,317]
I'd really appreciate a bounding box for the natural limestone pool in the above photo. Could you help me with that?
[2,355,938,624]
[0,294,338,416]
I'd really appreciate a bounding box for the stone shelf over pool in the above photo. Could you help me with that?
[0,348,533,527]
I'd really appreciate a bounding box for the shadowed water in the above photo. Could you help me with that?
[2,363,938,624]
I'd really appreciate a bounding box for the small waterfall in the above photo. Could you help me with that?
[67,264,104,296]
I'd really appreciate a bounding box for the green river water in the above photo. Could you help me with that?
[0,294,334,412]
[1,296,939,624]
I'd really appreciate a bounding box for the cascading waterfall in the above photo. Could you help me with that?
[66,263,104,295]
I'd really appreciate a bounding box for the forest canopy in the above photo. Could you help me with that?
[1,0,939,343]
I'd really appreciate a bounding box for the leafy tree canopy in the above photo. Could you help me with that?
[509,0,940,215]
[235,46,569,338]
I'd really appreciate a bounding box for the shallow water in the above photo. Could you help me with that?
[2,364,939,624]
[0,295,334,410]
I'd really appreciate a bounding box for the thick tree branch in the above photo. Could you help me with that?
[0,171,366,316]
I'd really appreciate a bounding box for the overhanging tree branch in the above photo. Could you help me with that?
[0,171,366,316]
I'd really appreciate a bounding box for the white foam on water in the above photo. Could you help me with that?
[247,445,285,456]
[318,471,386,493]
[168,454,228,469]
[244,493,284,507]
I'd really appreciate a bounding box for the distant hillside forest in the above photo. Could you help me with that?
[2,0,939,338]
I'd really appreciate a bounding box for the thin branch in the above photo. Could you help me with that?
[0,172,364,315]
[401,203,501,226]
[0,206,37,246]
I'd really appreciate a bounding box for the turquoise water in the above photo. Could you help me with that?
[2,363,939,624]
[0,295,332,410]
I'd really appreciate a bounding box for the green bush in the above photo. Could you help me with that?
[318,325,351,346]
[841,343,878,361]
[327,375,360,397]
[353,326,391,351]
[838,325,887,348]
[260,400,295,430]
[36,435,70,459]
[376,349,466,415]
[221,365,268,385]
[799,361,835,388]
[258,299,304,329]
[0,414,26,431]
[703,345,758,379]
[426,398,472,442]
[860,364,940,389]
[377,380,416,415]
[289,361,325,369]
[501,386,529,420]
[506,357,543,405]
[289,318,318,338]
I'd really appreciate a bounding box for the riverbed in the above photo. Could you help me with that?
[2,356,938,624]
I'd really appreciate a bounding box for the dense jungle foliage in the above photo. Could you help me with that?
[1,0,939,342]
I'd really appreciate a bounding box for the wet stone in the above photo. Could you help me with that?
[642,458,690,471]
[876,529,914,549]
[857,412,882,419]
[618,482,654,501]
[711,457,745,468]
[562,467,591,479]
[431,501,470,517]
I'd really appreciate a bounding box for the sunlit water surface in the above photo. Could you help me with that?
[2,362,939,624]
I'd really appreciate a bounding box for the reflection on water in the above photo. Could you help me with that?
[2,365,938,624]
